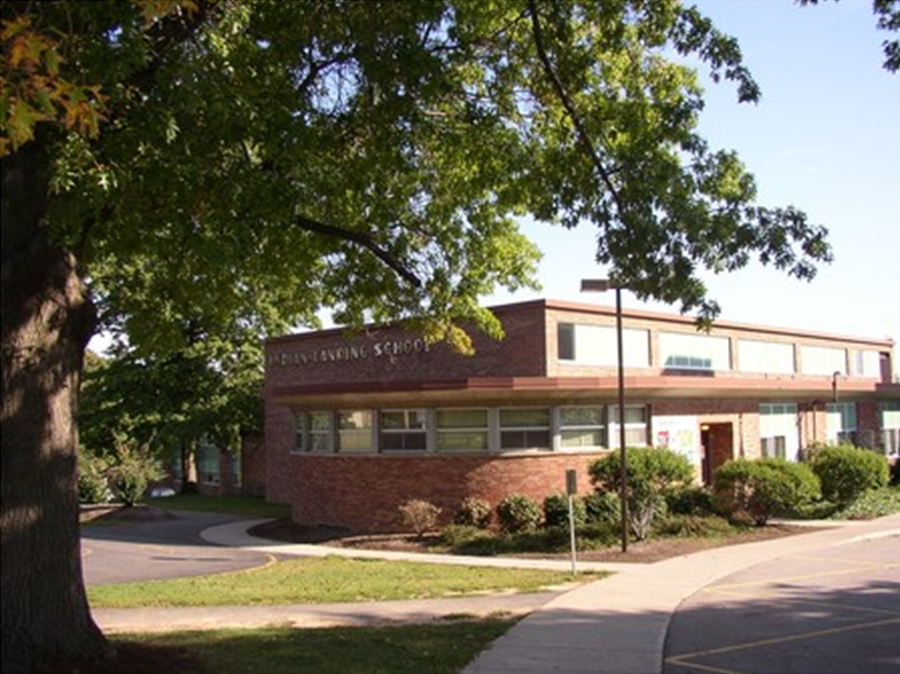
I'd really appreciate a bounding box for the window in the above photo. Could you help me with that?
[827,402,857,446]
[851,350,880,378]
[559,406,606,448]
[759,403,799,461]
[557,323,650,367]
[436,409,489,452]
[380,409,427,451]
[301,411,333,452]
[738,340,795,374]
[761,436,787,459]
[197,439,220,484]
[558,323,575,360]
[499,408,551,451]
[337,410,374,453]
[800,345,847,376]
[607,405,648,448]
[660,332,730,371]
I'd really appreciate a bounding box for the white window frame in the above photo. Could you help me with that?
[558,406,606,450]
[379,409,428,452]
[498,407,552,452]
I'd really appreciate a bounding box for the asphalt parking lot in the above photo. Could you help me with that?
[664,533,900,674]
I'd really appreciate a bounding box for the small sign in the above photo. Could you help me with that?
[566,469,578,496]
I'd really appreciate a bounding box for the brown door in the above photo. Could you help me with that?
[699,423,733,486]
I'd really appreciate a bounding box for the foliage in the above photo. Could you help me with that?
[453,497,493,529]
[655,514,735,538]
[397,499,442,539]
[589,447,694,540]
[583,490,622,526]
[77,451,111,504]
[106,443,165,507]
[496,493,542,533]
[713,458,820,525]
[543,492,587,529]
[830,486,900,520]
[805,444,890,505]
[665,485,715,517]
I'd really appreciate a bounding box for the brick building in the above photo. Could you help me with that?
[263,299,900,532]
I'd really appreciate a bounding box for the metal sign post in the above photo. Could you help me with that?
[566,469,578,575]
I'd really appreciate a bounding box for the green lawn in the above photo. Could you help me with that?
[111,620,517,674]
[89,556,602,608]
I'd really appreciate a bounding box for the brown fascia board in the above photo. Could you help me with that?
[270,374,893,402]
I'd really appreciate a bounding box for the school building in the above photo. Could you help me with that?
[263,299,900,532]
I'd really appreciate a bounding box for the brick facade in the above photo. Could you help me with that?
[263,299,899,532]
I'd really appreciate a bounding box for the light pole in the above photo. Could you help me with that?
[580,279,628,553]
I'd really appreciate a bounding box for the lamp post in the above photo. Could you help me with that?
[580,278,628,553]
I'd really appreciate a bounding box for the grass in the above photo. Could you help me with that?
[145,493,291,519]
[88,556,603,608]
[110,620,518,674]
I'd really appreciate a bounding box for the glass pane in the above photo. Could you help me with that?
[310,412,331,430]
[560,407,604,427]
[380,431,426,451]
[338,430,372,452]
[500,408,550,428]
[561,430,605,447]
[309,433,331,452]
[437,431,489,451]
[624,427,647,447]
[437,409,488,428]
[338,410,372,430]
[380,411,407,430]
[558,323,575,360]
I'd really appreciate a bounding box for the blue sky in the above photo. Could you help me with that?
[485,0,899,370]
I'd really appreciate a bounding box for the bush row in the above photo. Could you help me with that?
[398,443,892,538]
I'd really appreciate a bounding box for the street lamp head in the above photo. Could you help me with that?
[580,278,611,293]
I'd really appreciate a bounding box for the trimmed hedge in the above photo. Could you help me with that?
[806,445,889,505]
[714,458,819,525]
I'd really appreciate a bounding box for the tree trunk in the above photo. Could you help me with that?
[1,140,111,671]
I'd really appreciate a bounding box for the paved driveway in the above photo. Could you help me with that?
[664,533,900,674]
[81,509,276,585]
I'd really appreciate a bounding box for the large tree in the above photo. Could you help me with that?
[1,0,836,669]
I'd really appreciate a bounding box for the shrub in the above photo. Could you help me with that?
[77,451,111,504]
[665,485,715,517]
[583,490,621,526]
[543,492,587,529]
[714,458,820,525]
[453,497,493,529]
[589,447,693,540]
[806,445,890,505]
[656,514,735,538]
[496,493,542,533]
[398,499,442,539]
[107,446,164,507]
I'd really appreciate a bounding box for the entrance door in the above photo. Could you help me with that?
[699,423,733,486]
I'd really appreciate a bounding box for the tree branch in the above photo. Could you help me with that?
[293,214,422,288]
[527,0,627,218]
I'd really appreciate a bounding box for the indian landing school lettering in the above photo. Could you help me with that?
[267,337,432,368]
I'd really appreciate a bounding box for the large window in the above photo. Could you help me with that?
[337,410,374,453]
[660,332,730,371]
[607,405,648,448]
[380,409,427,451]
[738,340,795,374]
[761,436,787,460]
[881,400,899,455]
[436,409,489,452]
[556,323,650,367]
[801,345,847,376]
[499,408,551,451]
[559,406,606,448]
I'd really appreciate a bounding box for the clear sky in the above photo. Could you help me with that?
[484,0,899,373]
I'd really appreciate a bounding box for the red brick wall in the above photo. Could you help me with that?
[275,452,606,533]
[264,302,549,395]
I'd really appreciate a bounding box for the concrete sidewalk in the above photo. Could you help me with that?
[94,513,900,674]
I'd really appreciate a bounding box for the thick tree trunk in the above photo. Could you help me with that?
[1,141,111,671]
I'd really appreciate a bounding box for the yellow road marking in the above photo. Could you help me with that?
[667,616,900,666]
